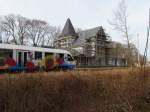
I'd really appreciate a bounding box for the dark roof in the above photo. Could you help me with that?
[72,26,104,47]
[60,18,78,37]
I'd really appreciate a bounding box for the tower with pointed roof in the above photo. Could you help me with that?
[54,18,78,49]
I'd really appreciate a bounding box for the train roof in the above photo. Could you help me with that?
[0,43,70,54]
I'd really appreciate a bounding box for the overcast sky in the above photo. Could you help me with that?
[0,0,150,58]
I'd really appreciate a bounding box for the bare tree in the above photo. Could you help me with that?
[75,27,82,33]
[0,15,17,44]
[0,15,29,45]
[43,26,61,46]
[26,20,48,46]
[27,20,60,46]
[0,14,61,46]
[109,0,132,65]
[17,15,29,45]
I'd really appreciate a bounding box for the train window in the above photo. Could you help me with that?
[67,54,74,61]
[35,52,42,60]
[0,49,13,66]
[59,54,64,58]
[28,52,33,60]
[55,53,64,64]
[56,53,64,58]
[45,53,53,57]
[0,49,13,58]
[0,58,5,66]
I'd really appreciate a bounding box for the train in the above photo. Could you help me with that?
[0,43,76,72]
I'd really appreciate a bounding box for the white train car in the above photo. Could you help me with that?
[0,43,76,72]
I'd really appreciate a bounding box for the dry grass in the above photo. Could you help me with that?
[0,68,150,112]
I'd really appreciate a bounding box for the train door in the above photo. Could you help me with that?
[18,51,22,66]
[24,52,28,66]
[17,51,28,67]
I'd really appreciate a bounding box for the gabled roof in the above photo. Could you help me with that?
[60,18,78,37]
[72,26,104,47]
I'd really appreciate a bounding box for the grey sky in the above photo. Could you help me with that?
[0,0,150,57]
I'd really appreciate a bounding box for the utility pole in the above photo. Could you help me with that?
[143,9,150,66]
[0,33,2,43]
[137,34,140,66]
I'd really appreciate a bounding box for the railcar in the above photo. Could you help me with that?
[0,43,76,72]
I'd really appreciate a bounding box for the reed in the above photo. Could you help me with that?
[0,68,150,112]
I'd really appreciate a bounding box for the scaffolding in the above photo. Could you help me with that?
[74,28,127,67]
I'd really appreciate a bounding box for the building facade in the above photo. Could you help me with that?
[54,18,127,67]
